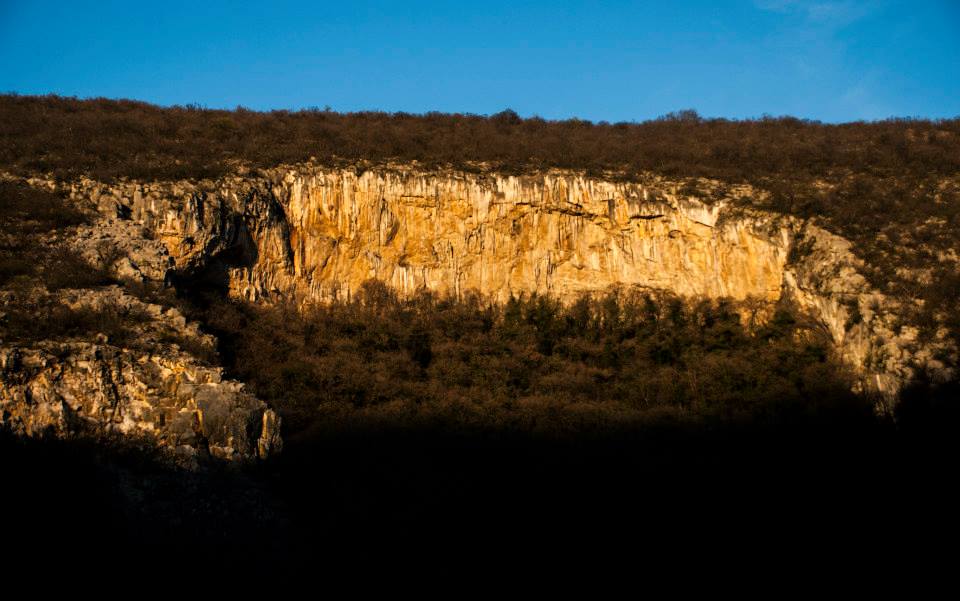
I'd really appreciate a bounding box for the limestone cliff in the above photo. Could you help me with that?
[20,164,958,406]
[61,167,790,304]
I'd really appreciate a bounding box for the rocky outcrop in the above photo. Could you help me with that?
[17,164,957,405]
[783,224,954,409]
[60,167,791,303]
[0,286,281,461]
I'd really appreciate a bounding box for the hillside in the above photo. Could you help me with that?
[1,94,959,572]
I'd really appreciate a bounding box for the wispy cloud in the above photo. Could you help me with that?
[839,68,894,120]
[752,1,893,121]
[753,0,799,11]
[754,1,881,29]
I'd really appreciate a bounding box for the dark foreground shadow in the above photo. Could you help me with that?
[4,408,958,580]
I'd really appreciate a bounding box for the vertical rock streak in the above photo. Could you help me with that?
[117,168,791,304]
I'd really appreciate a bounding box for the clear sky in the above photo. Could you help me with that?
[1,0,958,122]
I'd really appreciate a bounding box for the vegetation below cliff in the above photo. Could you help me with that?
[188,281,869,438]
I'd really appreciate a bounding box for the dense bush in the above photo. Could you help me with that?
[0,180,87,231]
[189,280,872,438]
[3,95,958,183]
[1,181,80,282]
[0,180,105,286]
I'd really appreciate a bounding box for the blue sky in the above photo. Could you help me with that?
[1,0,957,122]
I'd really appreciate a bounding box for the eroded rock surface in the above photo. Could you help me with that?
[783,224,954,408]
[0,286,281,461]
[59,167,791,304]
[14,164,957,406]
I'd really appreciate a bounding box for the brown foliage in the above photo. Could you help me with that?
[0,180,115,289]
[2,95,958,183]
[192,284,871,438]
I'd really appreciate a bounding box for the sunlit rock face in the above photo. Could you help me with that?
[51,164,953,406]
[277,170,793,304]
[70,166,793,305]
